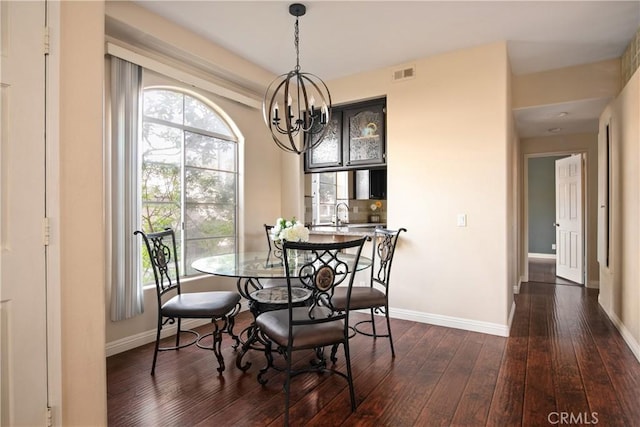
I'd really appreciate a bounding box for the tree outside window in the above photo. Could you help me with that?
[140,88,238,282]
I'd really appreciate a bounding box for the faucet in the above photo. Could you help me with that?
[335,202,349,225]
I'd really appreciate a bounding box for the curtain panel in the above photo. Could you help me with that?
[109,56,144,321]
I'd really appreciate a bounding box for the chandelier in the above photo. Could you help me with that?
[262,3,332,154]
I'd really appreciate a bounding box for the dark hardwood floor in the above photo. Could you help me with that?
[528,257,578,286]
[107,282,640,426]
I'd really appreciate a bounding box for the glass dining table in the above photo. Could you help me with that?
[191,249,372,371]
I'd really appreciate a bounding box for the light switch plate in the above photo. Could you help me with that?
[457,214,467,227]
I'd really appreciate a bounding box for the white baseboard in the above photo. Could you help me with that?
[528,253,556,260]
[107,303,513,357]
[514,277,522,294]
[507,299,516,333]
[389,307,511,337]
[106,318,209,357]
[106,302,250,357]
[598,301,640,364]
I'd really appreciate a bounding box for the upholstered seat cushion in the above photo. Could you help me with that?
[256,307,345,349]
[161,291,240,318]
[332,286,386,311]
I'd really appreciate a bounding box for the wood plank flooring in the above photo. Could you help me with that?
[527,257,577,286]
[107,282,640,426]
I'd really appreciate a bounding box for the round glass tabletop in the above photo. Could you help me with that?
[191,250,371,279]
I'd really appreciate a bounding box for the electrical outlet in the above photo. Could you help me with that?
[552,243,556,250]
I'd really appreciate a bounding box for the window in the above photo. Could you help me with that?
[311,171,349,224]
[140,88,238,281]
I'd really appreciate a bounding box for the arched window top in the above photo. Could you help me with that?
[143,88,236,139]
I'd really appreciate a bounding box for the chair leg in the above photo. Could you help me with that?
[258,336,273,385]
[370,308,377,338]
[343,340,356,412]
[284,348,292,426]
[151,318,162,376]
[330,343,339,364]
[175,318,182,348]
[385,306,395,357]
[211,319,225,374]
[227,304,241,349]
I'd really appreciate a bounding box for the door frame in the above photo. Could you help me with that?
[522,149,589,287]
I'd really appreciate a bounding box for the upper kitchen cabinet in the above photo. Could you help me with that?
[305,97,386,172]
[305,114,342,169]
[343,100,385,167]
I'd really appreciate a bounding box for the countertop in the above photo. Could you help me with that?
[308,223,386,236]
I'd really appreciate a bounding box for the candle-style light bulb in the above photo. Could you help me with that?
[309,95,316,116]
[273,101,279,121]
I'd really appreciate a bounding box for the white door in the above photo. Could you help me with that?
[555,154,584,284]
[0,1,49,425]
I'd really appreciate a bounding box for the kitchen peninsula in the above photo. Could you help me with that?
[308,223,385,238]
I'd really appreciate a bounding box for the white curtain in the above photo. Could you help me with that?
[109,56,144,321]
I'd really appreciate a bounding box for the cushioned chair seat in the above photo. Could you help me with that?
[256,307,345,349]
[332,286,386,311]
[162,291,241,318]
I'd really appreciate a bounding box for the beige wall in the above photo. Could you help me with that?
[59,1,107,424]
[329,42,514,328]
[598,68,640,356]
[513,58,620,109]
[520,133,599,287]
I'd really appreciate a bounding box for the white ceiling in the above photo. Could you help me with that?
[134,0,640,138]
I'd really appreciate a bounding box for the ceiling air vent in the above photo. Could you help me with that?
[392,65,416,82]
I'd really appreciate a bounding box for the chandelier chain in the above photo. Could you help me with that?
[294,17,300,71]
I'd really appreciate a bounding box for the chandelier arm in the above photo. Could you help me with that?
[263,74,288,127]
[299,73,332,121]
[283,73,294,134]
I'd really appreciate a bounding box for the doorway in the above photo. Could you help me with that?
[524,152,587,286]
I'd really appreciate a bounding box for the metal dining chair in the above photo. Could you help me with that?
[135,228,241,375]
[331,227,406,357]
[255,237,367,426]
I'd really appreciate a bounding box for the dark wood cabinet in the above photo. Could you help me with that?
[343,102,385,167]
[305,97,386,172]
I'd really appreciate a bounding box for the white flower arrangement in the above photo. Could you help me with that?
[270,217,310,242]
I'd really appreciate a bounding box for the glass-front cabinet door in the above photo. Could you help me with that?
[343,101,385,167]
[305,114,342,169]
